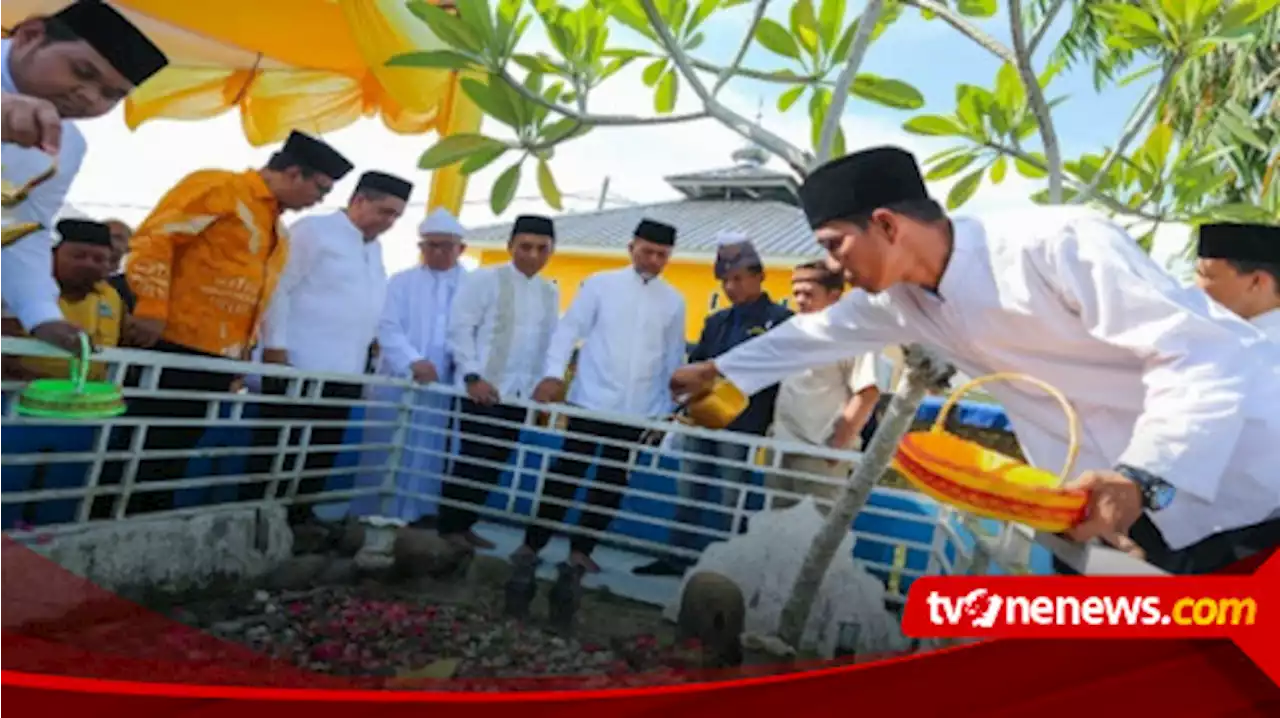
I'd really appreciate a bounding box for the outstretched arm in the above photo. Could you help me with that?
[713,292,907,396]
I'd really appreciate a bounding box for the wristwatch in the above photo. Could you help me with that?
[1115,464,1176,512]
[463,373,482,386]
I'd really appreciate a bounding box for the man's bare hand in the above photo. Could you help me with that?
[669,361,719,402]
[126,317,165,348]
[1,93,61,155]
[532,377,565,403]
[261,348,289,365]
[30,320,88,354]
[410,359,439,384]
[1063,470,1146,558]
[824,417,860,465]
[466,377,501,405]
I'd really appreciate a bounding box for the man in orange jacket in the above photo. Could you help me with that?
[120,130,353,514]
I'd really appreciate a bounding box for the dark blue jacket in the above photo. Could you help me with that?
[689,293,793,435]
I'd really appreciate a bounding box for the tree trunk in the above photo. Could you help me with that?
[775,344,948,651]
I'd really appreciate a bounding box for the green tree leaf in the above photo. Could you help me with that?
[540,117,588,144]
[947,169,985,210]
[459,143,508,176]
[994,62,1025,113]
[655,70,678,113]
[642,58,668,87]
[1015,153,1049,178]
[956,0,997,18]
[790,0,821,58]
[778,85,807,112]
[926,153,978,180]
[808,87,832,151]
[454,0,497,47]
[419,134,508,170]
[1219,0,1278,33]
[755,18,801,59]
[990,155,1008,184]
[490,162,522,215]
[1090,3,1167,47]
[818,0,847,53]
[689,0,721,34]
[386,50,478,70]
[406,0,483,53]
[1140,122,1174,170]
[1217,112,1270,152]
[537,159,563,210]
[460,77,521,127]
[902,115,968,136]
[512,53,560,74]
[850,74,925,110]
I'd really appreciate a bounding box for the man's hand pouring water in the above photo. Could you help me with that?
[669,361,719,402]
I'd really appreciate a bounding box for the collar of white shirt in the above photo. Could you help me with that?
[932,218,983,302]
[505,262,540,283]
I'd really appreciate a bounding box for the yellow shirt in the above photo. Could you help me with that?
[20,281,123,380]
[127,169,288,358]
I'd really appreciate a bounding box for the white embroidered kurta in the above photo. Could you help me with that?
[715,207,1280,551]
[447,262,559,400]
[1252,307,1280,343]
[351,265,464,521]
[2,39,88,331]
[257,211,387,374]
[544,267,687,418]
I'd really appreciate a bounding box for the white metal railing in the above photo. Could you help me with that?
[2,336,1150,595]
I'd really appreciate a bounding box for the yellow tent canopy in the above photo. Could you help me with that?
[1,0,480,213]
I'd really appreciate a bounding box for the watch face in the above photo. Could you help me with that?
[1150,483,1176,511]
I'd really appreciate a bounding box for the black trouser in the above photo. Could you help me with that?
[1052,515,1280,576]
[523,416,645,556]
[438,399,527,536]
[243,378,363,522]
[119,341,238,516]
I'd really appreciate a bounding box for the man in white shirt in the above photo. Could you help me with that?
[516,218,687,574]
[633,231,792,577]
[350,208,467,525]
[766,260,881,512]
[2,2,167,353]
[1193,222,1280,343]
[246,171,411,525]
[439,214,559,551]
[671,146,1280,576]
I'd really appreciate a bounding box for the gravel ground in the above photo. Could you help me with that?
[163,555,775,690]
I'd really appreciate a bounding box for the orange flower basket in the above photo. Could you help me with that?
[892,373,1089,533]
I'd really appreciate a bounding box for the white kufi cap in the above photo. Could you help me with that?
[418,208,466,237]
[714,229,749,246]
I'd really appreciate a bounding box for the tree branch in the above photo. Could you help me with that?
[691,59,823,86]
[1029,0,1067,56]
[713,0,772,96]
[638,0,814,173]
[1009,0,1063,201]
[1074,54,1185,205]
[816,0,886,162]
[499,68,709,126]
[901,0,1017,64]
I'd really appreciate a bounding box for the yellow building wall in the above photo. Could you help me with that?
[471,249,800,342]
